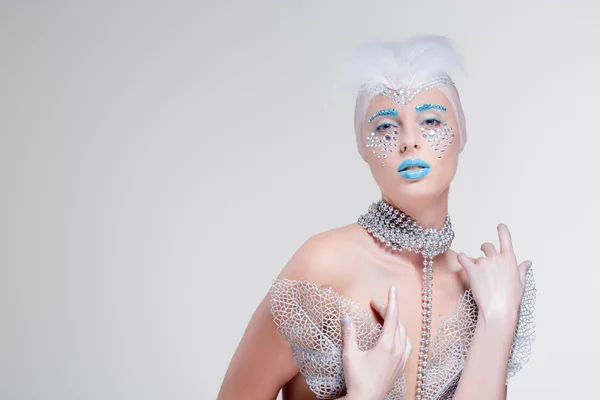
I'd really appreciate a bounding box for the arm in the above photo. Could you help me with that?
[451,311,518,400]
[217,293,299,400]
[452,224,532,400]
[218,230,411,400]
[217,232,348,400]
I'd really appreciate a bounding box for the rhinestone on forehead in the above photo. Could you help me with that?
[370,75,455,107]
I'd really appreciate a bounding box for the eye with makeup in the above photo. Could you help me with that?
[419,117,443,128]
[374,122,399,133]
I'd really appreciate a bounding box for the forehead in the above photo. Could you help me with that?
[366,87,451,115]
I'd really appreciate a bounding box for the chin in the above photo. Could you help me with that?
[391,180,448,201]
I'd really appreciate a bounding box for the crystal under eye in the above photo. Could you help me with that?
[366,128,398,167]
[419,122,455,159]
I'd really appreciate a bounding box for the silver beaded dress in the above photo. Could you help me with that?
[269,269,536,400]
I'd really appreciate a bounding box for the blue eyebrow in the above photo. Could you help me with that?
[368,108,398,123]
[415,104,446,113]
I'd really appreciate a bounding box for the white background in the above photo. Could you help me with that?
[2,1,599,399]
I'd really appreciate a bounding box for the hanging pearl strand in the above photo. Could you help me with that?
[416,256,433,400]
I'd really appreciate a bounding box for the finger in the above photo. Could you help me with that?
[480,242,498,257]
[380,285,399,342]
[395,321,407,360]
[370,298,387,319]
[517,260,532,286]
[402,337,413,369]
[457,252,476,272]
[497,224,515,256]
[341,314,358,356]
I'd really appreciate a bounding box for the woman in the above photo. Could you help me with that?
[217,35,536,400]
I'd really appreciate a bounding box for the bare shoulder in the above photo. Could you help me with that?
[444,248,474,291]
[276,222,367,291]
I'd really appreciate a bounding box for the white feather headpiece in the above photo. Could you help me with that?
[343,35,467,159]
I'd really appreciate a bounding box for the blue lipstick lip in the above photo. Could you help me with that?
[398,167,430,180]
[397,158,431,180]
[397,158,431,172]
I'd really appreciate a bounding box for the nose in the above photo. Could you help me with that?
[398,126,422,154]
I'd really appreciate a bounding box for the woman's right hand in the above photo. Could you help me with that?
[340,285,412,400]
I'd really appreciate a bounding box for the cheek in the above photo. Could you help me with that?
[419,122,456,159]
[431,150,459,184]
[366,157,397,189]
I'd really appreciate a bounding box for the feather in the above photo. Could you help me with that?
[341,34,464,93]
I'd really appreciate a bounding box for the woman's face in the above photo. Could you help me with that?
[361,87,459,205]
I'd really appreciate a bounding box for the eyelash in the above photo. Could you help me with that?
[375,118,442,132]
[375,122,398,132]
[420,118,442,127]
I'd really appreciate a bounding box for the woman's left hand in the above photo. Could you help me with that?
[457,224,531,323]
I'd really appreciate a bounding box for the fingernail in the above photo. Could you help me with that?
[526,261,532,270]
[342,314,351,325]
[391,284,397,295]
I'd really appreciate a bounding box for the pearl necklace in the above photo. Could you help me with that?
[357,199,455,400]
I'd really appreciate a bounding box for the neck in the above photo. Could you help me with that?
[381,188,450,230]
[376,189,453,269]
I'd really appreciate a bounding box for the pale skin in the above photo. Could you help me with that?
[217,88,531,400]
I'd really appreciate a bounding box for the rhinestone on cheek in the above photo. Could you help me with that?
[419,122,454,160]
[366,129,398,167]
